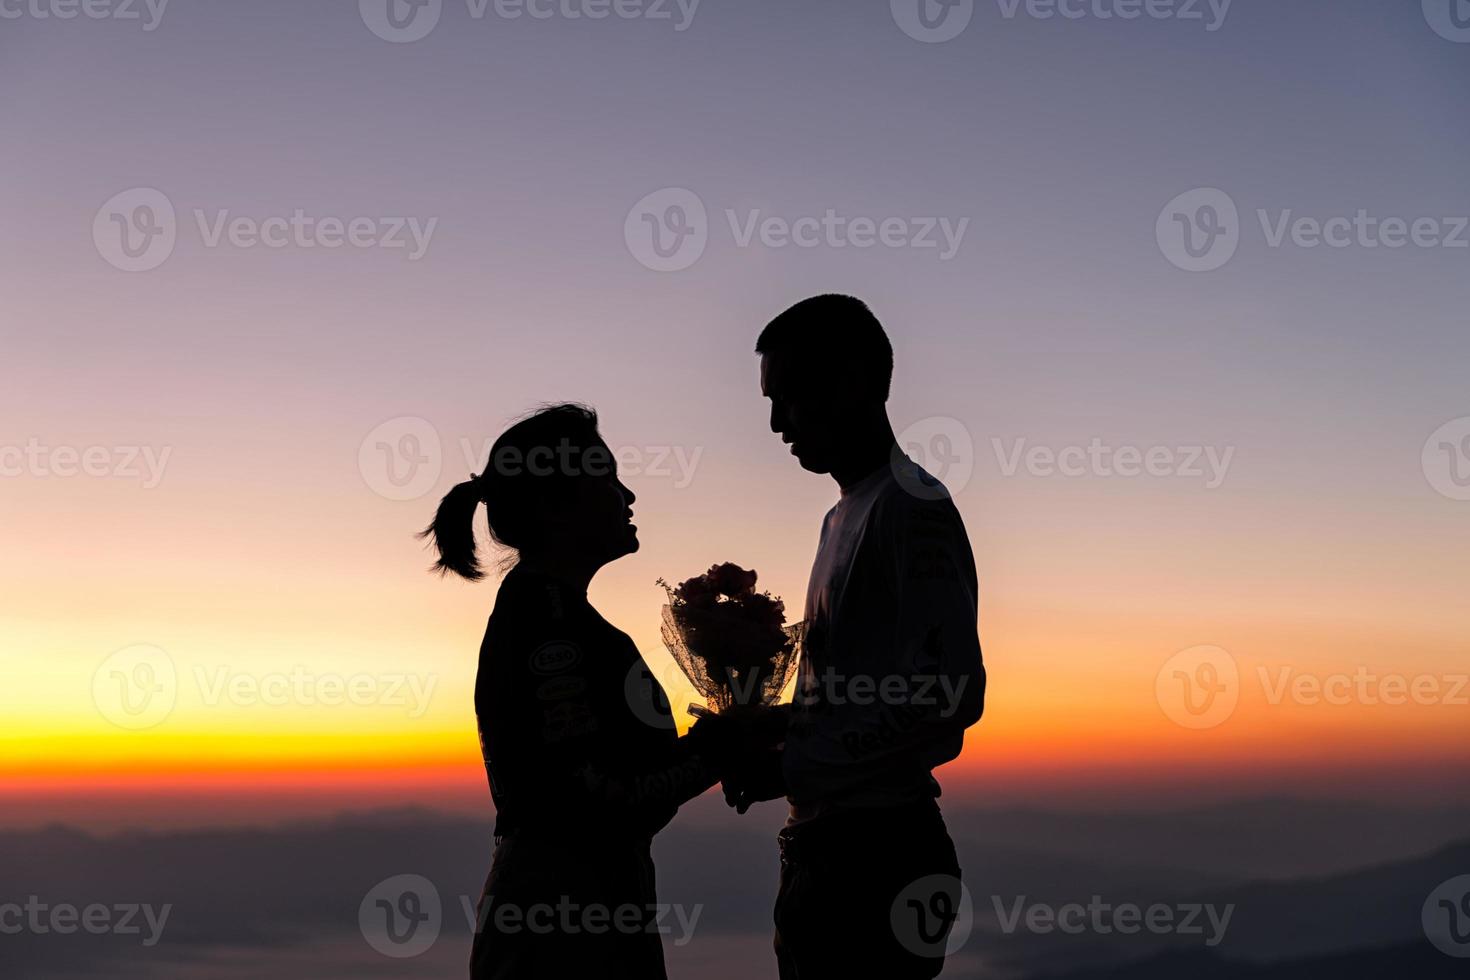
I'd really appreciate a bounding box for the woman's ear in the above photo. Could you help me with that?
[526,486,575,540]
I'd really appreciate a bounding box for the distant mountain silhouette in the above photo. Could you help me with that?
[960,796,1470,878]
[1191,838,1470,961]
[984,836,1470,977]
[1030,941,1463,980]
[4,797,1464,980]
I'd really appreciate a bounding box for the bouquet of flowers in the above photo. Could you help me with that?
[657,563,804,718]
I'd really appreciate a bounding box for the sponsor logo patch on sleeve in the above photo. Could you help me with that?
[529,641,582,676]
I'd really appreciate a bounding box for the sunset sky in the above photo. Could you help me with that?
[4,0,1470,832]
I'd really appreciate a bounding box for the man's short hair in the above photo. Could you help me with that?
[756,294,894,402]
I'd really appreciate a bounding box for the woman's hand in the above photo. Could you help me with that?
[687,704,788,776]
[719,703,790,745]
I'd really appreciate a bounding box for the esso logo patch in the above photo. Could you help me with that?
[529,641,582,676]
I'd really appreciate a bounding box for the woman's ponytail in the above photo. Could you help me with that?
[420,403,600,582]
[419,477,487,581]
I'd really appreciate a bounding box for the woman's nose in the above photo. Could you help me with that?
[619,481,636,506]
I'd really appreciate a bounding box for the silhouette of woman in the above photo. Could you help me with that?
[421,404,731,979]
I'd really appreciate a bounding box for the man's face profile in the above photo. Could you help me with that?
[760,351,849,475]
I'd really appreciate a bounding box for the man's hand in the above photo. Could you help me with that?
[719,702,790,746]
[721,746,786,814]
[688,705,790,812]
[688,704,788,770]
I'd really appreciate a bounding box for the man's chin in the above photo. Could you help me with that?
[794,452,830,475]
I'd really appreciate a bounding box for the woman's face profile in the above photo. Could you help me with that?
[547,439,639,566]
[583,468,640,562]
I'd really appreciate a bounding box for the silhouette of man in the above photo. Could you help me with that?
[732,294,986,979]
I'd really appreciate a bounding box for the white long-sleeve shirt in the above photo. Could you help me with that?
[783,456,986,824]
